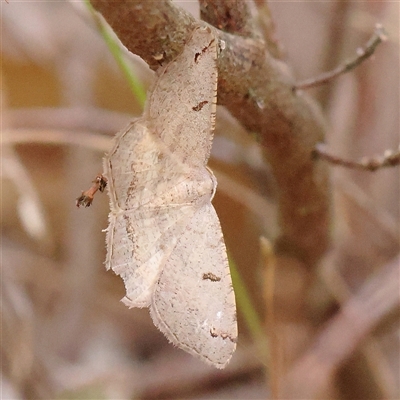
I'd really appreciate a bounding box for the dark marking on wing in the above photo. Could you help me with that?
[210,328,237,343]
[192,101,209,111]
[203,272,221,282]
[194,39,216,63]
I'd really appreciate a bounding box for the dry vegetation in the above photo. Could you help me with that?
[2,1,399,399]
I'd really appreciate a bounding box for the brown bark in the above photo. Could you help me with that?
[199,0,258,39]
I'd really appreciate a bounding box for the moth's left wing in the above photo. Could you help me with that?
[150,203,237,368]
[104,120,193,212]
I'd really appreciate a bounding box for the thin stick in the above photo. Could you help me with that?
[313,143,400,172]
[76,174,108,208]
[295,24,387,90]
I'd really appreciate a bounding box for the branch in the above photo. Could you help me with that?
[295,24,388,90]
[90,0,331,266]
[280,255,400,399]
[199,0,282,58]
[314,144,400,172]
[199,0,258,39]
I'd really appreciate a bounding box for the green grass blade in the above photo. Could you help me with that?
[229,256,269,362]
[84,0,146,109]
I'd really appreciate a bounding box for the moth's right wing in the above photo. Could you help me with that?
[150,203,237,368]
[105,203,197,308]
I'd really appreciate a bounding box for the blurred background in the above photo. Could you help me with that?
[1,1,399,399]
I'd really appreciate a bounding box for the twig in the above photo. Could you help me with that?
[2,128,111,152]
[6,107,132,135]
[76,174,107,207]
[313,143,400,172]
[2,146,49,244]
[295,24,388,91]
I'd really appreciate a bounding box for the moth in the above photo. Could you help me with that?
[103,25,237,368]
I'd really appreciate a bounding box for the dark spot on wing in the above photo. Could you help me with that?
[194,39,216,63]
[192,101,209,111]
[210,328,237,343]
[203,272,221,282]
